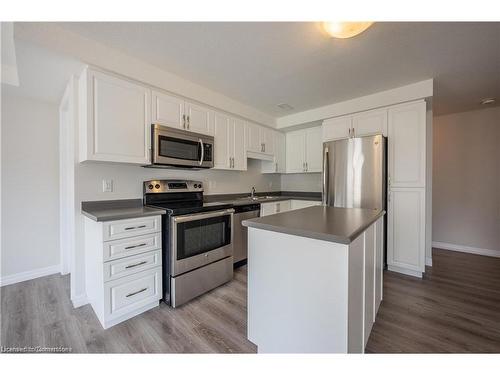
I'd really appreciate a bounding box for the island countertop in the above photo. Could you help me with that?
[242,206,385,244]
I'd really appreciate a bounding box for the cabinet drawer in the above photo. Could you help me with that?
[103,232,161,261]
[103,216,161,241]
[104,249,162,282]
[104,266,162,319]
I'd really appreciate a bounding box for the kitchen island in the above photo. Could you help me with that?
[242,206,385,353]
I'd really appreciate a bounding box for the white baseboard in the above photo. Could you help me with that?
[387,265,423,278]
[71,294,88,308]
[0,264,61,287]
[432,241,500,258]
[425,257,433,267]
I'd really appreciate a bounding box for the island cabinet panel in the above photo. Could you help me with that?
[347,234,365,353]
[374,217,384,314]
[363,224,375,347]
[246,217,383,353]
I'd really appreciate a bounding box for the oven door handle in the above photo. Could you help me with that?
[199,139,204,166]
[173,208,234,223]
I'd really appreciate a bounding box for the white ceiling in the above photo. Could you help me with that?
[1,40,83,104]
[6,22,500,118]
[57,22,500,117]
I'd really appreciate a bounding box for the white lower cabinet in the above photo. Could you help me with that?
[387,187,426,277]
[260,200,320,217]
[84,215,163,329]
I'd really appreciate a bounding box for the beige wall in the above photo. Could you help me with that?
[433,106,500,253]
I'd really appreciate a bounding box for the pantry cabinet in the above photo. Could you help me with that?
[285,126,322,173]
[213,111,247,171]
[79,68,151,164]
[388,101,426,188]
[387,187,426,276]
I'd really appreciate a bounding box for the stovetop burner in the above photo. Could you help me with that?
[143,179,233,216]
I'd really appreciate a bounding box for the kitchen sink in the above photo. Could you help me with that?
[237,196,277,201]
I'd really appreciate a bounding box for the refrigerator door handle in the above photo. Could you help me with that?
[322,146,329,205]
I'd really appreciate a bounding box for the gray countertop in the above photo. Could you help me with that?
[81,199,166,222]
[242,206,385,244]
[206,191,321,207]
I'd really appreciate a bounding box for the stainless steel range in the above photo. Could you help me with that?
[144,179,234,307]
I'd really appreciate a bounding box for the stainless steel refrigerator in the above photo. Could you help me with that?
[322,135,386,211]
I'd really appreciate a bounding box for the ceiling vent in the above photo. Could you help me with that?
[277,103,294,111]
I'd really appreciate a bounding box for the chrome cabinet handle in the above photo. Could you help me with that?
[124,243,147,250]
[352,127,355,137]
[275,162,278,172]
[305,162,308,171]
[124,225,146,231]
[126,287,148,298]
[187,115,190,129]
[182,114,186,129]
[125,260,148,269]
[263,143,266,152]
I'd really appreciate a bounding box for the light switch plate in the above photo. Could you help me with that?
[102,179,113,193]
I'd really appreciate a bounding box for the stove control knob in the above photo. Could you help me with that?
[194,184,199,188]
[198,183,202,188]
[148,184,154,190]
[155,184,161,189]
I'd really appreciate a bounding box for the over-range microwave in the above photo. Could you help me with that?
[148,124,214,169]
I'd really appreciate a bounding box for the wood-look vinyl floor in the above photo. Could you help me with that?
[1,249,499,353]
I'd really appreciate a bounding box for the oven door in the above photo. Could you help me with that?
[171,209,234,276]
[152,125,214,168]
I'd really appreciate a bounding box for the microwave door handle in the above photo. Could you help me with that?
[199,139,204,166]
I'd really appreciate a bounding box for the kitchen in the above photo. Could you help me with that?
[1,15,500,368]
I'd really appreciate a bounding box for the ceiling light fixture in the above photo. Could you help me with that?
[322,22,374,39]
[480,98,496,105]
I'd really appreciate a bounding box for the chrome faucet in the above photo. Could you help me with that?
[250,186,256,199]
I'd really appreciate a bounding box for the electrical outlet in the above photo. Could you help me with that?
[102,179,113,193]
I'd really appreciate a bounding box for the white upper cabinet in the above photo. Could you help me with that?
[286,126,322,173]
[323,109,387,141]
[213,111,231,169]
[152,90,184,130]
[304,127,323,172]
[185,101,213,135]
[152,90,212,136]
[262,130,286,173]
[213,111,247,171]
[352,108,387,137]
[79,68,151,164]
[323,115,351,141]
[388,101,426,188]
[286,130,306,173]
[246,122,274,158]
[232,118,247,170]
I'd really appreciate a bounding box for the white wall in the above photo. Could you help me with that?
[280,173,322,192]
[433,106,500,254]
[1,92,60,282]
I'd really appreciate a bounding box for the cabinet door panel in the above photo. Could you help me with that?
[185,101,212,135]
[90,70,151,164]
[305,127,323,172]
[352,108,387,137]
[246,122,262,153]
[286,131,305,173]
[261,127,274,155]
[152,90,184,129]
[213,112,231,169]
[387,188,425,273]
[323,115,351,141]
[388,102,426,187]
[232,118,247,170]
